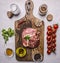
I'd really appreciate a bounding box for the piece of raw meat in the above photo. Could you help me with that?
[22,28,40,48]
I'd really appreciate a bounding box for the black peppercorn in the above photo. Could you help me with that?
[34,54,41,61]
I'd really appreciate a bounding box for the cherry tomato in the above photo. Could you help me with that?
[52,48,56,52]
[52,43,56,48]
[47,36,52,41]
[53,24,58,30]
[47,31,52,36]
[47,40,51,45]
[47,26,52,31]
[52,33,56,38]
[52,28,56,33]
[47,49,51,54]
[47,45,52,50]
[52,38,56,43]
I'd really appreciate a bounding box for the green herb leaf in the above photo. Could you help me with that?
[24,35,30,41]
[8,28,12,32]
[4,36,9,44]
[2,29,6,32]
[2,28,14,44]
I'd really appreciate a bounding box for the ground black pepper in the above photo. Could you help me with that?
[34,54,41,61]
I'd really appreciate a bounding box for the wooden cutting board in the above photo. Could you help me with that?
[15,0,44,61]
[15,16,44,61]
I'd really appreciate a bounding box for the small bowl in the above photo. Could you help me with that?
[32,53,43,62]
[5,48,14,57]
[10,4,20,16]
[39,4,48,16]
[16,47,27,58]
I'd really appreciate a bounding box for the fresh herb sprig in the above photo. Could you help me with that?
[24,35,30,41]
[2,28,14,44]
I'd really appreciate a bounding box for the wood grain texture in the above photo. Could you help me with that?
[15,16,44,61]
[15,0,44,61]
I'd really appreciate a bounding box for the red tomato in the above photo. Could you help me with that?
[52,28,56,33]
[52,38,56,43]
[52,33,56,38]
[53,24,58,30]
[47,40,51,45]
[47,45,52,50]
[47,26,52,31]
[47,31,52,36]
[52,43,56,48]
[47,49,51,54]
[47,36,52,41]
[52,48,56,52]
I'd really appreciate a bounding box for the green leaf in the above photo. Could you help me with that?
[2,28,14,44]
[2,30,8,34]
[2,33,6,36]
[4,36,9,44]
[24,35,30,41]
[11,30,14,35]
[8,28,12,32]
[8,32,12,37]
[8,28,14,37]
[2,29,6,32]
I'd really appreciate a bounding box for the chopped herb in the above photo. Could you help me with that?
[24,35,30,41]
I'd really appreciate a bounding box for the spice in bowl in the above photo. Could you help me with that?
[34,54,41,61]
[5,48,13,57]
[32,53,43,62]
[39,4,48,16]
[10,4,20,16]
[16,47,27,58]
[41,6,47,11]
[47,14,53,21]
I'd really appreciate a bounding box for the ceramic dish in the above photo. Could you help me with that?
[4,48,14,57]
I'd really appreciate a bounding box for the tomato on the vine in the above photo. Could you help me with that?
[52,43,56,48]
[52,28,56,33]
[47,26,52,31]
[47,49,51,54]
[47,45,52,50]
[52,38,56,43]
[47,31,52,36]
[47,36,52,41]
[52,48,56,52]
[53,24,58,30]
[52,33,56,38]
[47,40,51,45]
